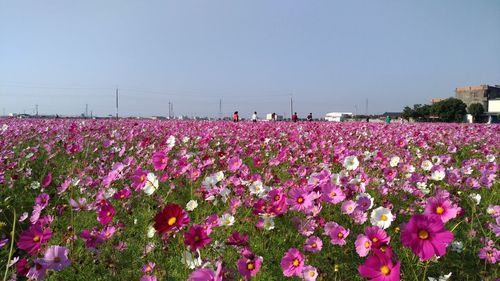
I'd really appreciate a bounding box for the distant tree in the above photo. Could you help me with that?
[468,103,484,123]
[431,98,467,122]
[402,106,414,121]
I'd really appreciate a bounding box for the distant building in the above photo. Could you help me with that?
[488,99,500,114]
[431,98,444,104]
[455,85,500,111]
[382,112,402,118]
[325,112,353,122]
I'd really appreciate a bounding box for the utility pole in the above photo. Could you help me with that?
[219,98,222,120]
[168,101,171,118]
[171,102,174,119]
[35,104,38,116]
[365,98,368,115]
[290,94,293,120]
[85,104,88,118]
[354,104,358,116]
[115,88,119,119]
[90,110,93,118]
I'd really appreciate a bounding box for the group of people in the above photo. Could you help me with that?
[232,111,314,122]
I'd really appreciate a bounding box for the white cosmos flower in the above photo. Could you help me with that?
[343,156,359,171]
[166,135,176,148]
[451,241,463,253]
[182,136,190,143]
[104,188,116,199]
[486,154,495,163]
[30,181,40,189]
[249,181,266,197]
[262,215,275,230]
[220,187,231,202]
[389,156,400,167]
[421,160,433,171]
[431,156,441,165]
[181,250,202,269]
[370,207,394,229]
[416,182,430,195]
[428,272,452,281]
[431,170,446,181]
[220,213,235,226]
[186,200,198,211]
[147,225,156,238]
[143,173,158,195]
[214,171,225,182]
[469,193,481,205]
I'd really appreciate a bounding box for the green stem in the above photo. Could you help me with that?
[421,261,429,281]
[3,209,16,281]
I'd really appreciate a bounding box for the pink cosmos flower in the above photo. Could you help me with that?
[152,151,168,171]
[184,224,211,251]
[423,197,459,223]
[478,246,499,264]
[326,223,350,246]
[358,249,401,281]
[97,203,115,225]
[400,214,454,261]
[41,172,52,188]
[39,245,71,271]
[355,234,372,257]
[17,223,52,255]
[364,226,390,249]
[236,248,263,279]
[304,236,323,252]
[227,156,243,172]
[188,261,223,281]
[280,248,304,277]
[35,193,50,209]
[81,228,105,249]
[226,231,249,247]
[27,260,47,280]
[131,168,148,190]
[321,183,345,204]
[288,187,314,213]
[301,265,318,281]
[341,200,357,215]
[114,188,131,200]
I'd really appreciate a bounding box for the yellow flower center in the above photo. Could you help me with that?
[292,259,300,267]
[274,195,280,201]
[140,175,145,182]
[33,235,40,242]
[297,197,304,204]
[194,236,200,242]
[311,243,317,248]
[309,271,316,277]
[106,211,111,217]
[247,263,255,270]
[167,217,177,226]
[364,241,370,249]
[435,206,444,214]
[380,214,388,221]
[330,191,336,197]
[418,229,429,240]
[337,232,344,238]
[380,265,390,275]
[372,237,378,243]
[54,256,61,263]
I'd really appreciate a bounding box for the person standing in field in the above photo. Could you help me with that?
[385,116,391,124]
[233,111,239,122]
[252,111,257,122]
[292,112,298,122]
[307,113,313,121]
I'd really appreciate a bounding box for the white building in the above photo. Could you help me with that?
[325,112,353,122]
[488,100,500,114]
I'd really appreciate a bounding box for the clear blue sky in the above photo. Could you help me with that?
[1,0,499,118]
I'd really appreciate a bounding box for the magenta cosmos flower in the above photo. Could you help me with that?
[321,183,345,204]
[287,187,314,213]
[400,214,454,261]
[325,222,350,246]
[152,151,168,171]
[280,248,305,277]
[97,203,116,225]
[237,248,263,280]
[227,156,243,172]
[154,203,190,235]
[17,223,52,255]
[304,236,323,252]
[39,245,71,271]
[358,249,400,281]
[184,224,211,251]
[423,197,459,223]
[355,234,372,257]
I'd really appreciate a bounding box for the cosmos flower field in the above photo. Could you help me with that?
[0,119,498,281]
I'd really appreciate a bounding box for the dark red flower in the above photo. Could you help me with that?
[153,203,189,235]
